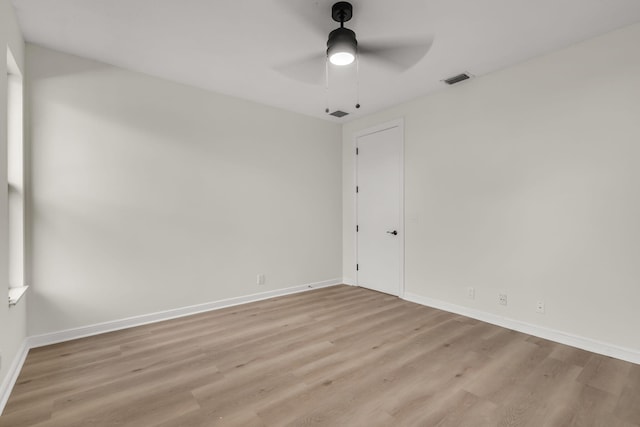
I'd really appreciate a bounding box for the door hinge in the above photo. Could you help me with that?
[356,225,359,232]
[356,264,359,271]
[356,186,359,193]
[356,147,359,155]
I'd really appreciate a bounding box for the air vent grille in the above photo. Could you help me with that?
[443,73,471,85]
[329,110,349,118]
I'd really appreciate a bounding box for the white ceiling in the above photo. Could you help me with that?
[11,0,640,122]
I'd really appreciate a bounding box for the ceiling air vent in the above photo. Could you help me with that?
[329,110,349,118]
[443,73,472,85]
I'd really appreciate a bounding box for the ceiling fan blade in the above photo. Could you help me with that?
[274,53,327,85]
[276,0,331,38]
[358,38,434,72]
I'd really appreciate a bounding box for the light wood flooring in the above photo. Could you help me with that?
[2,285,640,426]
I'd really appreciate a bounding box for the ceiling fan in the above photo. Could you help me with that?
[275,1,433,85]
[326,2,358,66]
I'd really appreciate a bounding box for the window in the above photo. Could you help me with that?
[7,47,26,305]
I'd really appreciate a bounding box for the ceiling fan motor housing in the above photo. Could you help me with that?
[327,27,358,66]
[327,27,358,54]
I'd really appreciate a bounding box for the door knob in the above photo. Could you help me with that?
[386,230,398,235]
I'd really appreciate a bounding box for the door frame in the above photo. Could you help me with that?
[353,118,405,297]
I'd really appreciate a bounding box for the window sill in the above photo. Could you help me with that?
[8,286,29,306]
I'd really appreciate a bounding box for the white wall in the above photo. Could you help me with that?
[0,0,27,394]
[27,45,342,335]
[344,23,640,353]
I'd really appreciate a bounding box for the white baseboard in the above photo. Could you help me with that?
[0,341,29,415]
[403,292,640,365]
[27,279,342,349]
[0,278,341,414]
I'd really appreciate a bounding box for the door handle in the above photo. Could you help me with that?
[386,230,398,235]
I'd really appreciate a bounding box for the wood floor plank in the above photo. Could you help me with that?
[617,385,640,425]
[2,285,639,426]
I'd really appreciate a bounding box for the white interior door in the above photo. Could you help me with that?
[356,122,403,296]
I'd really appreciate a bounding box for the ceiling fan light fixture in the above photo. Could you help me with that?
[327,27,357,66]
[329,51,355,66]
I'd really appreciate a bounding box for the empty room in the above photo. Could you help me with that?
[2,0,640,425]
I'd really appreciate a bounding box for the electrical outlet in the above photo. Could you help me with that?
[467,287,475,300]
[498,293,508,306]
[257,274,266,285]
[536,301,545,314]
